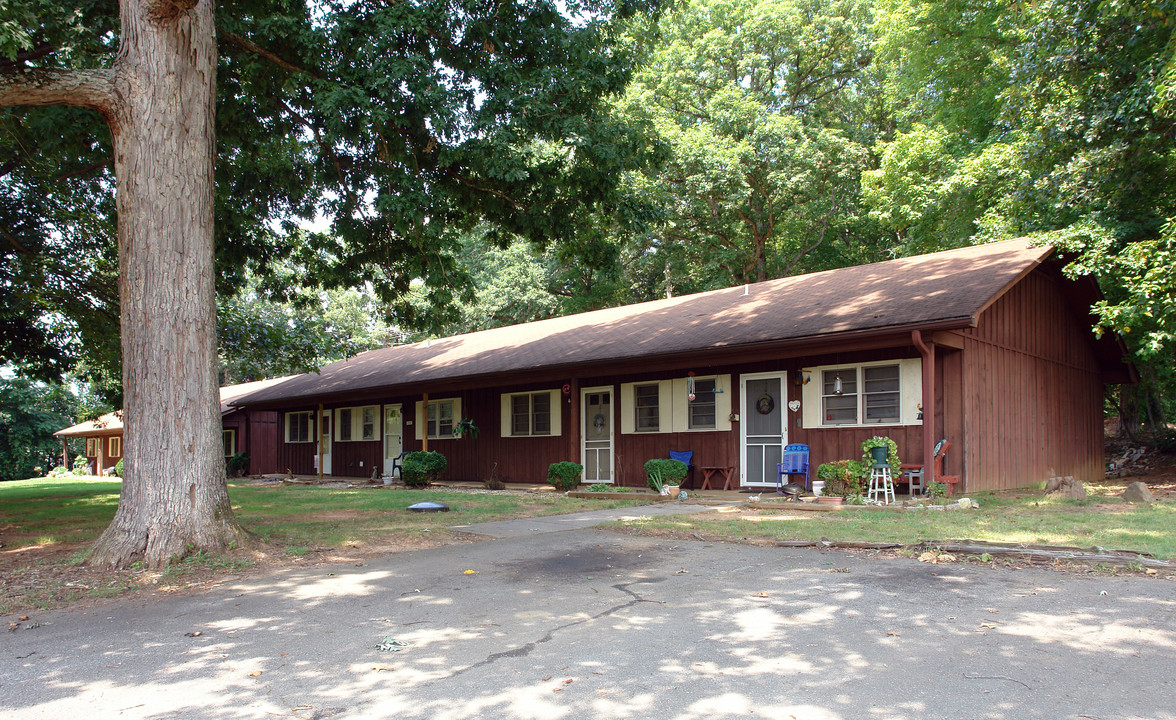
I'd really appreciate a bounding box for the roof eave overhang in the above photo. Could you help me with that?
[234,316,978,411]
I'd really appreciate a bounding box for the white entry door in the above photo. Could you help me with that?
[582,388,613,484]
[741,372,787,487]
[383,404,404,476]
[319,410,332,475]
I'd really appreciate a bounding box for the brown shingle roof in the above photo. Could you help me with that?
[235,240,1056,406]
[55,376,297,437]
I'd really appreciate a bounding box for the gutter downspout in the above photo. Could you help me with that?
[912,330,936,483]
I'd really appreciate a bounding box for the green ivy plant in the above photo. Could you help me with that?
[860,436,902,476]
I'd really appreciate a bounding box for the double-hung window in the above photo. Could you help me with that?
[428,399,455,438]
[806,362,910,427]
[634,383,660,432]
[510,392,552,436]
[222,429,236,457]
[335,405,379,442]
[108,436,122,457]
[687,378,717,429]
[286,411,314,443]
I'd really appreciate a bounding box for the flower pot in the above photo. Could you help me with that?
[817,495,844,505]
[812,480,825,497]
[666,486,681,499]
[869,446,889,466]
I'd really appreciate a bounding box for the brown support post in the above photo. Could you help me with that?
[567,379,580,463]
[912,330,937,482]
[421,392,429,452]
[61,438,68,469]
[318,402,324,480]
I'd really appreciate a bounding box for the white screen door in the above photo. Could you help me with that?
[383,405,403,476]
[319,410,332,475]
[582,388,613,484]
[741,373,787,486]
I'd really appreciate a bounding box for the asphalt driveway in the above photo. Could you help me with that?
[3,506,1174,720]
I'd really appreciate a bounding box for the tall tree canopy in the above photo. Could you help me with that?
[867,0,1176,429]
[1,0,664,566]
[615,0,888,294]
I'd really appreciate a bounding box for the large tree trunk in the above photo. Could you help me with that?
[88,0,247,568]
[0,2,244,565]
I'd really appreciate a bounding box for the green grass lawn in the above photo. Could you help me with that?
[0,477,647,556]
[1,476,1171,615]
[614,487,1176,560]
[0,477,649,614]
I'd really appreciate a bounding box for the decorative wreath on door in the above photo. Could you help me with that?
[756,393,775,415]
[593,413,606,431]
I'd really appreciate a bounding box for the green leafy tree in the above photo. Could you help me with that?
[618,0,884,293]
[218,270,393,384]
[869,0,1176,433]
[1,0,665,567]
[0,375,76,482]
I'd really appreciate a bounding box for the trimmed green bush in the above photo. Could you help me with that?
[547,461,584,491]
[226,452,250,477]
[401,451,447,486]
[114,458,124,477]
[48,465,72,478]
[644,458,688,492]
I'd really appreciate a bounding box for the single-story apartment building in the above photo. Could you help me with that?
[55,376,293,475]
[231,239,1134,493]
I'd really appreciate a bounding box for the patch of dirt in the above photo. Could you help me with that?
[0,516,477,619]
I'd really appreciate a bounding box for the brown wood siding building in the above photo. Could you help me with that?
[958,269,1106,488]
[240,241,1134,494]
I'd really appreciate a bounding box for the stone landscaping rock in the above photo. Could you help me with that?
[1122,481,1154,504]
[1046,476,1086,500]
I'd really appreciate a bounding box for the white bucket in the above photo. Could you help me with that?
[812,481,825,497]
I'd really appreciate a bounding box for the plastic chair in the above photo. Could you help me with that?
[669,450,694,489]
[777,444,810,493]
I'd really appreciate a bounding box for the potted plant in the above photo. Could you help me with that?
[644,458,689,498]
[859,436,901,476]
[815,460,866,504]
[547,461,584,491]
[452,418,479,439]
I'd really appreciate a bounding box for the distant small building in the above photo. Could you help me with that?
[54,377,293,476]
[231,240,1135,493]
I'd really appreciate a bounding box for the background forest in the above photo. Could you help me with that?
[3,0,1174,483]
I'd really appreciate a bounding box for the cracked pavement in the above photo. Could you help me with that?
[3,510,1175,720]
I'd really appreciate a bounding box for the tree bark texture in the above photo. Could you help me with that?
[89,0,246,568]
[0,0,247,567]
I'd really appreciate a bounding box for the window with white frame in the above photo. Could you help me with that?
[223,429,236,457]
[86,438,98,456]
[634,383,660,432]
[286,411,314,443]
[688,378,717,429]
[509,391,552,436]
[811,363,905,426]
[428,399,456,439]
[336,405,378,442]
[108,436,122,457]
